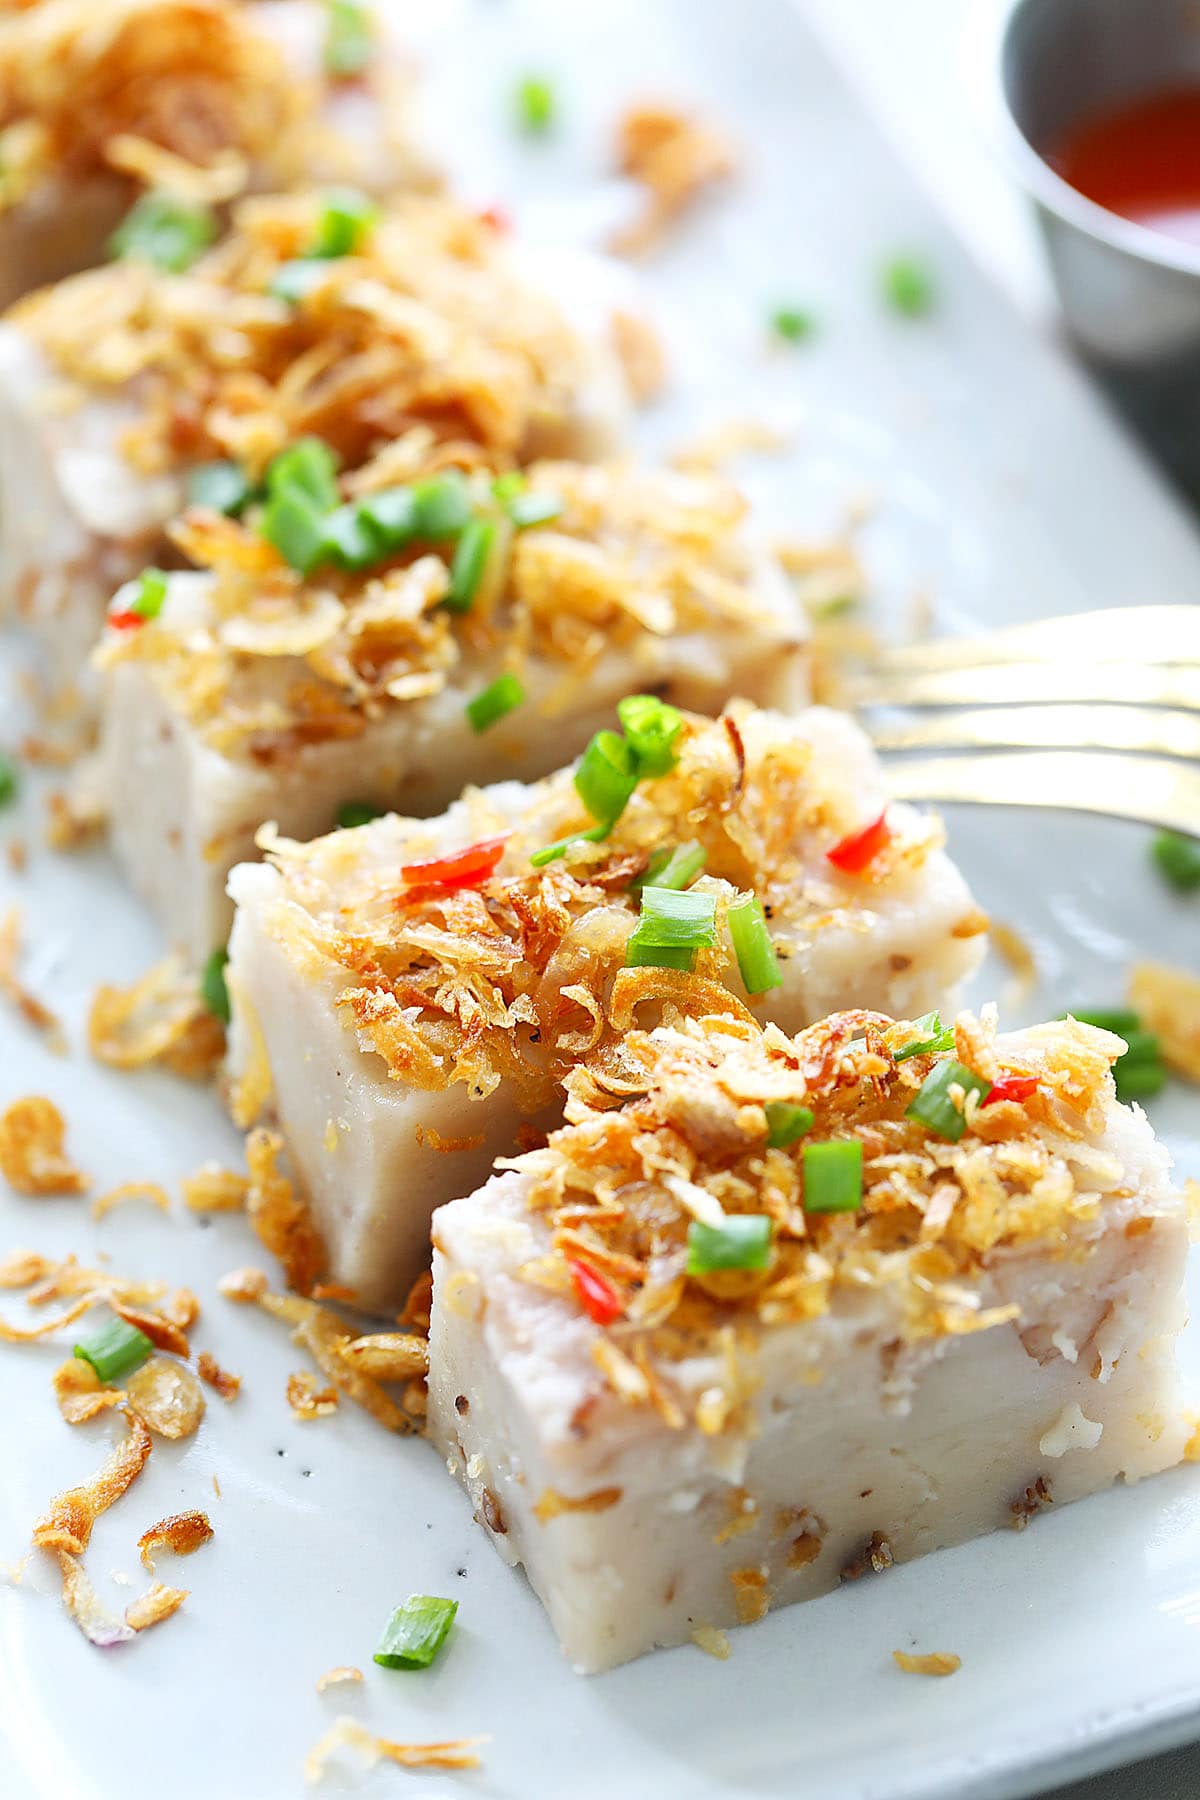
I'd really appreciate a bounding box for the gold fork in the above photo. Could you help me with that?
[854,605,1200,834]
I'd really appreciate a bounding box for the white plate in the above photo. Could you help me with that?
[2,3,1199,1797]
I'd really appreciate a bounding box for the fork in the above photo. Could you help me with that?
[853,605,1200,834]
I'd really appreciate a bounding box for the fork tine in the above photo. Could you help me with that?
[874,605,1200,672]
[857,663,1200,711]
[869,703,1200,759]
[885,751,1200,834]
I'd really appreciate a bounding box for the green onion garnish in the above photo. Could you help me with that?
[529,822,611,868]
[625,941,697,971]
[515,74,556,135]
[1064,1008,1140,1036]
[131,568,168,621]
[1060,1008,1168,1105]
[575,729,640,825]
[0,752,16,808]
[324,0,373,77]
[186,460,254,517]
[492,471,525,502]
[311,186,378,258]
[643,841,706,891]
[466,671,525,733]
[506,490,564,529]
[802,1139,863,1213]
[686,1214,772,1274]
[905,1059,990,1142]
[260,486,329,574]
[770,306,814,342]
[1152,828,1200,893]
[410,472,473,540]
[269,259,331,304]
[322,503,381,571]
[74,1317,153,1384]
[374,1595,459,1670]
[626,886,716,971]
[891,1011,956,1062]
[764,1101,813,1148]
[201,948,231,1025]
[1115,1061,1168,1102]
[444,517,496,613]
[109,192,216,273]
[727,892,782,995]
[357,485,418,550]
[881,254,936,317]
[337,801,384,829]
[617,694,683,777]
[267,438,341,511]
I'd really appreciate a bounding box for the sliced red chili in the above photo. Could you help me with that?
[826,809,891,875]
[981,1075,1040,1107]
[567,1258,623,1327]
[399,834,509,891]
[106,609,145,632]
[477,204,512,233]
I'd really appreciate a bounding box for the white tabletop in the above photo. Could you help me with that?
[803,4,1200,1797]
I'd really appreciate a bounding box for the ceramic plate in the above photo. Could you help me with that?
[2,3,1198,1796]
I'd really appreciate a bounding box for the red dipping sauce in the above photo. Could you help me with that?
[1049,87,1200,248]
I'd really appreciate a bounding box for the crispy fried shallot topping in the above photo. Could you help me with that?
[0,1095,88,1194]
[137,1509,213,1572]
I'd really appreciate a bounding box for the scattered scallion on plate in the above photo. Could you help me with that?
[505,489,564,529]
[444,517,496,613]
[891,1011,956,1062]
[466,671,525,733]
[0,751,16,808]
[881,253,935,317]
[324,0,373,77]
[410,472,473,541]
[269,259,330,305]
[770,305,815,343]
[727,892,782,994]
[374,1595,459,1670]
[109,192,216,273]
[515,74,556,135]
[74,1317,153,1384]
[336,801,384,829]
[763,1101,813,1148]
[625,885,717,972]
[686,1214,773,1274]
[1064,1009,1167,1103]
[617,694,683,777]
[201,948,231,1024]
[186,460,255,518]
[528,822,611,869]
[905,1058,990,1142]
[575,729,641,826]
[802,1139,863,1212]
[310,187,378,258]
[1152,828,1200,893]
[641,841,706,892]
[131,568,168,621]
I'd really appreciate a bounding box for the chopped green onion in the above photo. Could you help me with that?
[131,568,167,621]
[1120,1028,1162,1067]
[0,752,16,808]
[630,885,717,946]
[770,305,815,342]
[322,502,380,571]
[506,489,564,529]
[444,517,496,613]
[201,948,230,1024]
[905,1058,990,1142]
[617,694,683,777]
[337,800,384,829]
[74,1317,153,1384]
[269,259,330,304]
[260,486,330,574]
[575,729,640,824]
[727,892,782,995]
[492,471,525,502]
[1115,1061,1167,1103]
[881,254,936,317]
[515,74,556,135]
[1152,828,1200,893]
[1063,1008,1140,1036]
[891,1011,956,1062]
[686,1214,772,1274]
[466,671,525,733]
[802,1139,863,1213]
[625,941,697,971]
[643,841,706,891]
[764,1101,813,1148]
[324,0,373,77]
[311,187,378,258]
[356,486,418,551]
[109,191,216,273]
[187,460,254,517]
[266,438,340,511]
[374,1595,458,1670]
[529,822,611,868]
[410,472,473,540]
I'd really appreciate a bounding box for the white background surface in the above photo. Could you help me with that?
[2,3,1199,1798]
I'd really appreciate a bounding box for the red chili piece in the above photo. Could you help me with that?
[981,1075,1040,1108]
[567,1258,623,1326]
[399,834,509,892]
[826,809,891,875]
[477,204,512,233]
[106,609,145,632]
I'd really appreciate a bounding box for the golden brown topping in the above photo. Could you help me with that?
[532,1486,622,1523]
[256,1290,417,1435]
[303,1719,487,1783]
[88,954,224,1080]
[217,1265,269,1304]
[729,1564,770,1624]
[315,1666,364,1694]
[182,1162,248,1212]
[91,1181,170,1221]
[33,1408,153,1554]
[0,1095,87,1195]
[245,1127,326,1294]
[338,1332,429,1382]
[0,908,66,1050]
[125,1356,206,1438]
[287,1369,339,1420]
[125,1582,188,1633]
[893,1650,961,1677]
[1129,960,1200,1083]
[690,1624,731,1660]
[611,101,738,256]
[1010,1475,1054,1529]
[53,1548,133,1647]
[0,1248,55,1287]
[196,1350,240,1400]
[52,1357,124,1425]
[609,308,667,403]
[841,1533,894,1581]
[137,1508,213,1571]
